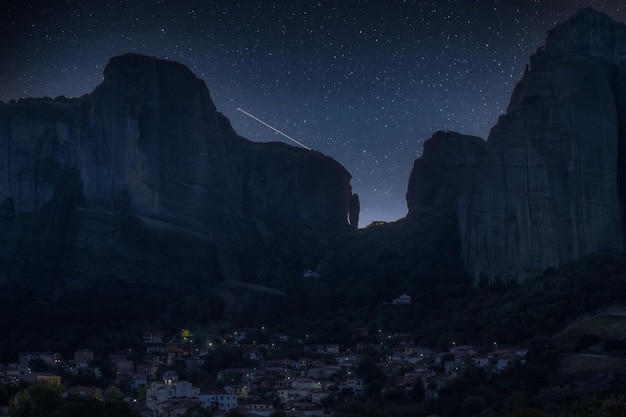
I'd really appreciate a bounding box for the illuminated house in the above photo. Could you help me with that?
[18,352,61,367]
[22,372,62,385]
[146,371,200,410]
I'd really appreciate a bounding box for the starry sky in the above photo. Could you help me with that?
[2,1,626,226]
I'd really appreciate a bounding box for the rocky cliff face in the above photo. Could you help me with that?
[408,8,626,281]
[0,53,357,285]
[406,130,486,212]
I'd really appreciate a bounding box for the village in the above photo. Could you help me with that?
[0,295,528,417]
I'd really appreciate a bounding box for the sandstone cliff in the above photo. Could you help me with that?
[0,53,357,285]
[408,8,626,281]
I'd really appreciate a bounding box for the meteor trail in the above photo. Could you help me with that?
[236,108,312,150]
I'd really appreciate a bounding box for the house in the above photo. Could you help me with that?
[444,360,461,375]
[402,355,425,365]
[277,387,310,403]
[147,344,166,354]
[450,345,478,357]
[302,270,321,279]
[298,358,313,370]
[356,342,378,353]
[217,368,246,382]
[130,374,148,390]
[110,354,134,377]
[283,401,324,417]
[18,352,61,367]
[157,397,201,417]
[393,344,420,356]
[487,349,513,359]
[260,366,289,378]
[315,344,340,354]
[403,372,422,386]
[255,376,280,390]
[311,390,331,404]
[64,386,103,399]
[433,353,448,365]
[341,378,364,393]
[0,365,20,385]
[265,358,299,370]
[145,371,200,410]
[239,399,274,416]
[382,360,405,376]
[392,294,412,304]
[291,377,322,391]
[199,390,238,411]
[515,348,529,358]
[472,356,490,367]
[184,356,204,370]
[403,367,434,387]
[496,355,517,371]
[351,327,368,338]
[336,354,358,367]
[73,350,94,366]
[231,384,251,399]
[306,366,338,379]
[142,331,165,344]
[22,372,62,385]
[244,348,264,362]
[136,360,159,377]
[272,334,290,343]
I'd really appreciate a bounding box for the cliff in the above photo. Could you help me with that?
[0,53,357,286]
[406,130,486,212]
[408,8,626,282]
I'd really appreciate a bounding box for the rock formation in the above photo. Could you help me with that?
[408,8,626,282]
[0,53,357,286]
[406,130,486,212]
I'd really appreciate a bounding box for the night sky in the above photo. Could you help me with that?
[2,1,626,226]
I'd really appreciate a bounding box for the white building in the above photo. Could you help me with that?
[392,294,412,304]
[199,391,238,411]
[311,390,330,404]
[146,371,200,410]
[342,378,364,393]
[18,352,61,367]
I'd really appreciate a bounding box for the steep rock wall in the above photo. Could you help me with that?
[406,130,486,212]
[459,8,626,281]
[406,9,626,282]
[0,53,357,285]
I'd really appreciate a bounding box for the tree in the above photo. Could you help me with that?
[225,409,246,417]
[181,405,213,417]
[103,386,123,400]
[28,359,50,373]
[10,382,63,417]
[52,398,141,417]
[410,380,425,402]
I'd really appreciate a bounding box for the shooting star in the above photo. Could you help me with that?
[237,108,312,150]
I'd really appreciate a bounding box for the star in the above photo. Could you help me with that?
[1,0,625,226]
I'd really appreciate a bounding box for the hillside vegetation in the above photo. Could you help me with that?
[1,205,626,415]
